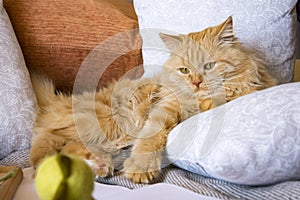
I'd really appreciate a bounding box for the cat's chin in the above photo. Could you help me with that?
[191,85,204,93]
[193,87,201,92]
[195,89,210,97]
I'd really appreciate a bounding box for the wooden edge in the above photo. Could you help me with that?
[0,166,23,200]
[294,59,300,82]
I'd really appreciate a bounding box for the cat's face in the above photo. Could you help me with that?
[159,15,277,109]
[161,43,224,94]
[159,16,252,100]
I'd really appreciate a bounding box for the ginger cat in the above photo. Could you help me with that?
[30,17,277,183]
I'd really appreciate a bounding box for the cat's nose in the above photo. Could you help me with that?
[193,81,202,88]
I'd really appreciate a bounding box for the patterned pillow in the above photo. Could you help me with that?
[0,2,36,159]
[166,82,300,185]
[133,0,298,83]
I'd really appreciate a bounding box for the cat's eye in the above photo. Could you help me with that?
[203,62,216,71]
[178,67,191,74]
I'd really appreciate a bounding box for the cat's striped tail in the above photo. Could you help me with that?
[30,74,58,108]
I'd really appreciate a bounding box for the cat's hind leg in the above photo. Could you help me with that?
[61,141,114,177]
[30,134,114,177]
[30,132,67,168]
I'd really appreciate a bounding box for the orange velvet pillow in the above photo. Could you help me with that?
[4,0,143,92]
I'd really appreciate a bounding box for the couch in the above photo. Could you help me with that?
[1,0,300,199]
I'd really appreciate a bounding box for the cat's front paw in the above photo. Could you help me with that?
[123,153,161,183]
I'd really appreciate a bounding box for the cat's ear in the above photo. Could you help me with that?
[216,16,237,46]
[159,33,182,50]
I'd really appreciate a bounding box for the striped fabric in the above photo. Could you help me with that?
[96,166,300,200]
[0,150,31,168]
[1,150,299,200]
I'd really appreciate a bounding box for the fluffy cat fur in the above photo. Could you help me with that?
[30,16,277,183]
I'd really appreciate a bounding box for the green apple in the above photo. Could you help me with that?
[35,154,94,200]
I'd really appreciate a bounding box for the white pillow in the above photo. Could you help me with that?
[166,82,300,185]
[0,2,36,159]
[133,0,298,83]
